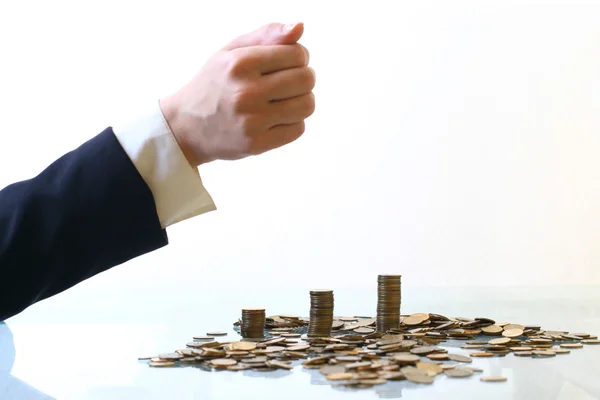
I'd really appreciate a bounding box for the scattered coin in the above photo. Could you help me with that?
[481,325,503,335]
[149,361,175,367]
[560,343,583,349]
[582,339,600,345]
[193,336,214,341]
[448,354,472,363]
[158,353,183,360]
[211,359,237,367]
[502,329,524,338]
[480,376,507,382]
[327,372,355,381]
[426,353,449,361]
[354,327,375,334]
[206,332,227,336]
[471,352,494,357]
[489,338,511,345]
[444,368,474,378]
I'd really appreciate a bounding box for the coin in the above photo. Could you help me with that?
[470,352,494,357]
[533,350,555,357]
[502,329,524,338]
[207,332,227,336]
[241,308,266,339]
[268,360,293,370]
[411,347,436,355]
[193,336,214,341]
[481,325,503,335]
[376,275,402,333]
[582,339,600,345]
[404,371,434,384]
[416,361,443,375]
[560,343,583,349]
[327,372,355,381]
[480,376,507,382]
[382,372,406,380]
[308,290,335,337]
[448,354,472,363]
[426,353,449,361]
[211,358,237,367]
[503,324,525,331]
[354,328,375,334]
[320,365,346,375]
[149,361,175,367]
[392,354,420,363]
[444,368,474,378]
[138,356,153,360]
[229,341,257,351]
[403,314,428,326]
[489,338,511,345]
[514,351,533,357]
[158,353,183,360]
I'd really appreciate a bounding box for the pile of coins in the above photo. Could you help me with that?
[141,312,599,389]
[241,308,266,339]
[307,290,334,337]
[376,274,402,333]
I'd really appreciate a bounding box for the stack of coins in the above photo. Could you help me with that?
[307,289,334,337]
[376,274,402,333]
[241,308,266,338]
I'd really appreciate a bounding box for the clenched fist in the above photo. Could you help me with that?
[160,22,316,167]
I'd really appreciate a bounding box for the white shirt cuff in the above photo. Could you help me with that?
[112,101,216,228]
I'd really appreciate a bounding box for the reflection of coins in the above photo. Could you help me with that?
[481,376,508,382]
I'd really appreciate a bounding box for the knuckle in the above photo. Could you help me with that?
[298,44,310,65]
[304,93,316,116]
[300,67,316,90]
[226,49,255,77]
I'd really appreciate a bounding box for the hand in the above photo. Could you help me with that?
[160,22,316,167]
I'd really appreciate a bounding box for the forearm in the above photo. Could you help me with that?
[0,129,168,320]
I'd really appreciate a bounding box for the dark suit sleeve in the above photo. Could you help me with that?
[0,128,168,321]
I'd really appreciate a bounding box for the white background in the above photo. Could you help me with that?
[2,0,600,320]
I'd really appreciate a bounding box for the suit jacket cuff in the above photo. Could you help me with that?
[112,101,216,228]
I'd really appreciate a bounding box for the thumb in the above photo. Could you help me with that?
[223,22,304,50]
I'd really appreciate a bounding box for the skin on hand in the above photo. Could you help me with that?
[159,22,316,167]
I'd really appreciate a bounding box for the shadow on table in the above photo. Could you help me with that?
[0,322,55,400]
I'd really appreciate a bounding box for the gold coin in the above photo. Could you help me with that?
[426,353,449,360]
[410,347,436,355]
[327,372,356,381]
[211,358,237,367]
[382,372,406,381]
[448,354,472,363]
[404,371,434,384]
[320,365,346,375]
[392,354,420,363]
[149,361,175,367]
[503,324,525,331]
[340,317,358,322]
[471,352,494,357]
[481,376,507,382]
[502,329,524,338]
[268,360,293,370]
[444,368,474,378]
[193,336,214,341]
[403,315,428,326]
[481,325,503,335]
[138,356,153,361]
[230,341,257,351]
[357,378,386,385]
[489,338,511,345]
[582,339,600,345]
[560,343,583,349]
[281,333,301,338]
[551,347,570,354]
[287,344,310,352]
[533,350,556,356]
[354,328,375,334]
[207,331,228,336]
[416,361,443,375]
[158,353,183,360]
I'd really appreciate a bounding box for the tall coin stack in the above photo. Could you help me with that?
[307,289,334,337]
[376,274,402,333]
[241,308,266,338]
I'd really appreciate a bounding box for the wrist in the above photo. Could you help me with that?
[159,97,212,167]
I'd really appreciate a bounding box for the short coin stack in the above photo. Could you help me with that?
[376,274,402,333]
[308,290,334,337]
[241,308,266,338]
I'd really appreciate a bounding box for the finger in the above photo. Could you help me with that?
[251,122,306,155]
[267,93,315,126]
[261,67,315,101]
[224,22,304,51]
[234,44,309,75]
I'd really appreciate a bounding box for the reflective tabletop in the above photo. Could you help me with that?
[2,285,599,400]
